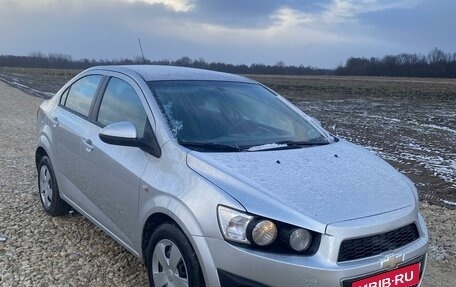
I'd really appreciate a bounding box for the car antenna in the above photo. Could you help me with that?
[138,37,146,64]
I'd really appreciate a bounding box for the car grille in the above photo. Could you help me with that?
[338,223,420,262]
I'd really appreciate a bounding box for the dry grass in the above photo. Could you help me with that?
[0,67,81,78]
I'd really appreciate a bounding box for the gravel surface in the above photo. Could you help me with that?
[0,81,455,286]
[0,82,148,287]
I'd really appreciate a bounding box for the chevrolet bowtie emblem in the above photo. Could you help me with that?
[381,254,405,269]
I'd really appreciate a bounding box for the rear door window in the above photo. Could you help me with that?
[64,75,102,117]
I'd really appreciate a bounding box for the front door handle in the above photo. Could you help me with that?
[51,116,59,127]
[82,138,94,152]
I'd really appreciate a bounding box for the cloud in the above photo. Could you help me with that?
[321,0,417,23]
[357,0,456,52]
[188,8,346,47]
[176,0,330,28]
[0,0,453,67]
[121,0,193,11]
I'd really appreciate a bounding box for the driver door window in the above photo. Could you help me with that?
[97,77,148,137]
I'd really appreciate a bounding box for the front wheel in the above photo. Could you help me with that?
[37,156,70,216]
[146,223,205,287]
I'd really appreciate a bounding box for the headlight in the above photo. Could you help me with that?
[217,206,253,244]
[218,206,317,254]
[250,220,277,246]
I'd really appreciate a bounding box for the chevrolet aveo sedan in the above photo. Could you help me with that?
[36,65,428,287]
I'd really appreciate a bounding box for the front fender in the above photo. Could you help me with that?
[137,177,243,246]
[137,191,232,287]
[138,193,205,239]
[36,129,55,166]
[137,142,244,286]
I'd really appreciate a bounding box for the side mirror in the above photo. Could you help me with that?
[99,121,162,158]
[99,121,139,147]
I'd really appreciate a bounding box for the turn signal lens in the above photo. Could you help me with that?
[217,206,253,244]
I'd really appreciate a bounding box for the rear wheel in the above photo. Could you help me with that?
[146,223,205,287]
[37,156,70,216]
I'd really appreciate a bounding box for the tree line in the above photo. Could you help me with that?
[335,48,456,78]
[1,48,456,78]
[0,53,330,75]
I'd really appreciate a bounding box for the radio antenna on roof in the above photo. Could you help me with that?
[138,37,145,64]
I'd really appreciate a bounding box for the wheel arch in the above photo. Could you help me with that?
[35,131,55,169]
[35,146,48,168]
[141,210,219,286]
[141,212,177,261]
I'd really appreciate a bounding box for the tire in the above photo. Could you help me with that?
[37,156,70,216]
[146,223,205,287]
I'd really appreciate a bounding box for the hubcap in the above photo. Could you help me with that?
[39,165,53,208]
[152,239,189,287]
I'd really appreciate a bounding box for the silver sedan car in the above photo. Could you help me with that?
[36,65,428,287]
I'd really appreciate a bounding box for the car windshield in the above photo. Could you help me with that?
[148,80,330,151]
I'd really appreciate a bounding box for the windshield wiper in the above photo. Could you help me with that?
[178,141,243,152]
[248,140,330,151]
[276,140,331,147]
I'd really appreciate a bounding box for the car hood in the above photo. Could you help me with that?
[186,140,416,232]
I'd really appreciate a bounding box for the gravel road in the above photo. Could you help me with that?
[0,81,454,286]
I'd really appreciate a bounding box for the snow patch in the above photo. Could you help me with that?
[421,124,456,134]
[13,81,29,89]
[442,200,456,206]
[367,114,401,123]
[163,102,183,135]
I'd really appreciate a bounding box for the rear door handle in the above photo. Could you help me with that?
[82,138,94,152]
[51,116,59,127]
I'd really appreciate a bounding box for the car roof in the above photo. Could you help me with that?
[87,65,257,83]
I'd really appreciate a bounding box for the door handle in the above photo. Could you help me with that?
[82,138,94,152]
[51,116,59,127]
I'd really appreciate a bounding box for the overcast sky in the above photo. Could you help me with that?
[0,0,454,68]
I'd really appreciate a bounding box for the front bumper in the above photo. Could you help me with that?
[198,213,429,287]
[216,254,426,287]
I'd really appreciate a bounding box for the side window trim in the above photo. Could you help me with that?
[59,88,70,106]
[88,75,109,124]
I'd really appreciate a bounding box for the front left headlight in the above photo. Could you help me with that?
[217,205,318,253]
